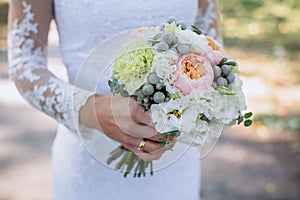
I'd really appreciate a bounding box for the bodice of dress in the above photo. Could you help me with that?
[53,0,198,84]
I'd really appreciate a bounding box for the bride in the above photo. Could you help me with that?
[8,0,222,199]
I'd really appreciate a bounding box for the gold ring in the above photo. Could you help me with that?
[138,139,146,151]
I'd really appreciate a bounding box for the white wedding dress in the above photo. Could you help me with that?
[8,0,221,199]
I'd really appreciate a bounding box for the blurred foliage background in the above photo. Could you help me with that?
[219,0,300,60]
[0,0,299,199]
[0,0,8,52]
[218,0,300,135]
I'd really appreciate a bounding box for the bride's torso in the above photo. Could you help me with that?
[51,3,201,198]
[53,0,198,84]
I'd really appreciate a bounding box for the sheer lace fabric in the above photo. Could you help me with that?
[8,1,94,132]
[195,0,223,44]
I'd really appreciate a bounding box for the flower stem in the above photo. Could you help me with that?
[107,146,154,178]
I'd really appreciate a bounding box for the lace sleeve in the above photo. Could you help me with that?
[8,0,94,132]
[195,0,223,44]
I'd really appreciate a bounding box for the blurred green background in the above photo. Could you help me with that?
[220,0,300,60]
[0,0,299,200]
[218,0,300,132]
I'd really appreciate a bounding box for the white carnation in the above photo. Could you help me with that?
[152,51,179,94]
[175,30,210,54]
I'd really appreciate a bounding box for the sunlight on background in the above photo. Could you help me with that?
[0,0,299,200]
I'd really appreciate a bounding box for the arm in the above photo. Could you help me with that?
[195,0,223,44]
[8,0,94,132]
[8,0,169,161]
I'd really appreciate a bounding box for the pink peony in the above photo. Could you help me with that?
[204,36,226,66]
[174,54,214,95]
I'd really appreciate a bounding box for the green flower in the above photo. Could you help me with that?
[164,22,178,33]
[113,40,154,95]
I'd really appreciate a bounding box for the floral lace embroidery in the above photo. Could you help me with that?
[194,0,223,44]
[8,1,46,81]
[8,1,94,132]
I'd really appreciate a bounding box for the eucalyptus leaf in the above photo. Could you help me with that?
[244,112,253,119]
[224,61,237,66]
[217,86,236,95]
[218,57,228,66]
[191,25,203,35]
[244,119,253,127]
[237,115,244,125]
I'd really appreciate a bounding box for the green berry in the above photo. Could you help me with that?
[167,16,176,24]
[156,83,163,90]
[120,90,129,97]
[221,65,231,76]
[216,77,228,87]
[156,42,169,51]
[226,74,235,83]
[159,23,165,31]
[153,92,165,103]
[161,32,175,46]
[177,43,190,55]
[143,97,149,103]
[213,66,222,77]
[177,20,187,30]
[137,90,145,99]
[212,82,218,89]
[148,73,160,84]
[142,84,154,95]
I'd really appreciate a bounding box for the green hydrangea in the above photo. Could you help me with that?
[164,22,178,33]
[113,40,154,94]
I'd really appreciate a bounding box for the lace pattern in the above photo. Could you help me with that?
[8,1,94,133]
[195,0,223,44]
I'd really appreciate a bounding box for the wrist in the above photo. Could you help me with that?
[79,94,101,130]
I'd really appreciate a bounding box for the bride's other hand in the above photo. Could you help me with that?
[79,94,175,161]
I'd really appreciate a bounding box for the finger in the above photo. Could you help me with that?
[125,137,165,154]
[122,123,158,138]
[129,101,155,128]
[143,140,165,154]
[122,143,157,162]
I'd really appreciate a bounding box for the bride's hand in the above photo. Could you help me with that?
[80,94,175,161]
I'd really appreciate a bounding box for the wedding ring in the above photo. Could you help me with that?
[138,139,147,151]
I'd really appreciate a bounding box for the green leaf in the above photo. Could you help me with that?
[224,61,237,66]
[244,112,253,119]
[218,57,228,66]
[159,138,168,142]
[237,115,244,125]
[191,25,203,35]
[217,86,236,95]
[150,161,153,176]
[120,89,130,97]
[151,32,163,41]
[159,143,166,148]
[230,65,240,73]
[244,119,253,127]
[159,130,179,136]
[168,92,180,100]
[108,80,113,87]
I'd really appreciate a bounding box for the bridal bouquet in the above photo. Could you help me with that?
[107,17,252,177]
